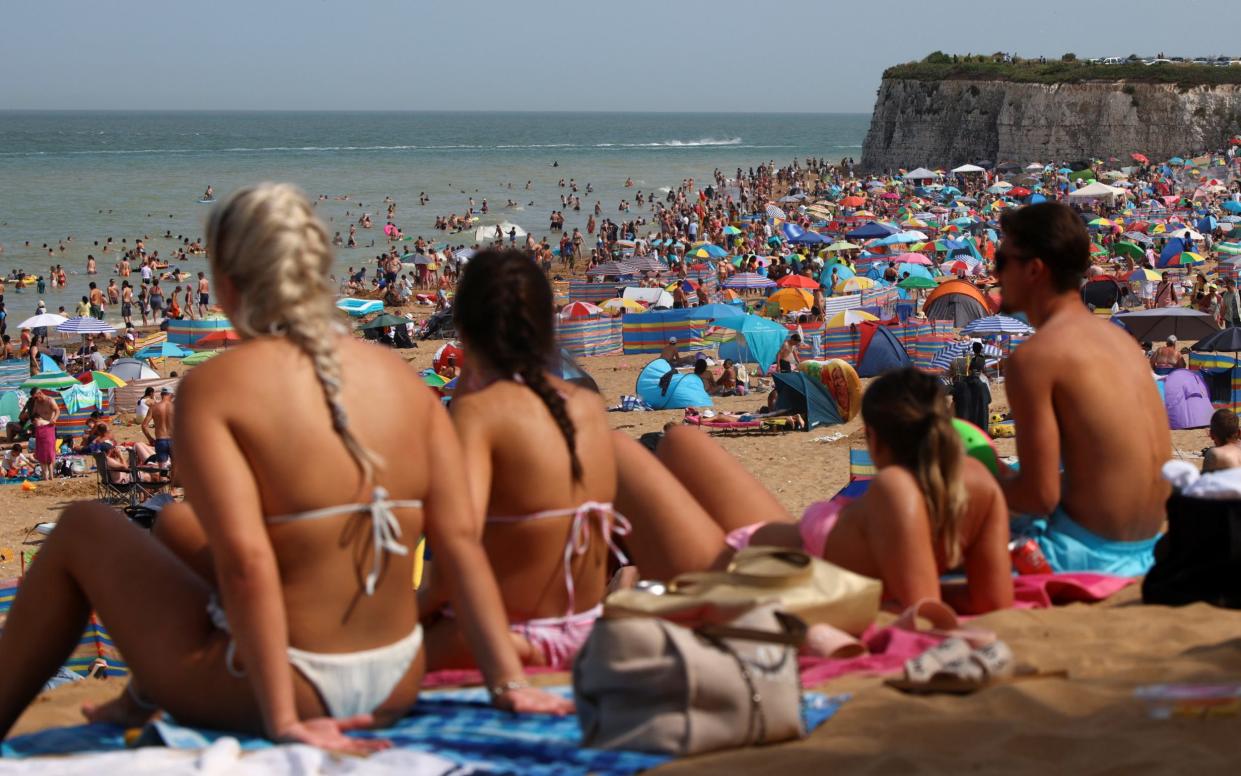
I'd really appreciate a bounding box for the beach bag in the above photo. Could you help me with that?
[573,603,805,755]
[604,546,881,636]
[1143,492,1241,608]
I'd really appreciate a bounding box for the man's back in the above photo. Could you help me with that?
[1010,308,1169,540]
[150,399,174,439]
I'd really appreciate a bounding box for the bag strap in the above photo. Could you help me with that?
[697,612,808,647]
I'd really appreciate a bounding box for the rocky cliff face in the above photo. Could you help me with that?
[861,79,1241,171]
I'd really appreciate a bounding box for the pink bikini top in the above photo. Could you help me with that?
[486,501,632,617]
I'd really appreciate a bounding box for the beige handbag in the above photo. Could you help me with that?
[573,603,805,755]
[604,546,882,636]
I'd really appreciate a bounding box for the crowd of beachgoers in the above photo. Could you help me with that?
[0,139,1239,766]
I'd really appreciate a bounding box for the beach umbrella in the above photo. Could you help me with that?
[17,313,67,330]
[834,277,876,294]
[723,273,776,291]
[194,330,241,347]
[768,288,814,313]
[1131,152,1149,164]
[839,196,866,208]
[135,342,193,359]
[1167,252,1206,267]
[723,225,743,236]
[559,301,603,319]
[600,297,645,313]
[360,313,412,330]
[825,241,859,252]
[825,309,879,328]
[58,316,116,335]
[1112,241,1146,262]
[1112,308,1219,341]
[961,315,1034,336]
[1124,268,1163,282]
[21,370,78,391]
[776,275,819,290]
[182,350,220,366]
[898,276,938,290]
[79,370,127,389]
[765,205,787,219]
[893,252,933,266]
[930,340,1003,371]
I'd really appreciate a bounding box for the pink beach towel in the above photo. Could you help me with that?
[798,572,1134,686]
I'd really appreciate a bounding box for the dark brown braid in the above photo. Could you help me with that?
[455,248,583,482]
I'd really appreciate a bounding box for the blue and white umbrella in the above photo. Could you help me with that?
[765,205,787,220]
[930,340,1003,371]
[961,315,1034,336]
[58,316,116,335]
[723,272,777,290]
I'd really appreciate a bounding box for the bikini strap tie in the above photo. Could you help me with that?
[364,485,410,595]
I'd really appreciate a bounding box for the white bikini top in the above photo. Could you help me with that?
[266,486,422,596]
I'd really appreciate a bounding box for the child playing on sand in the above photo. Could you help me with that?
[613,368,1013,614]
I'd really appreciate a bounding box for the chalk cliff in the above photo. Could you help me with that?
[861,79,1241,171]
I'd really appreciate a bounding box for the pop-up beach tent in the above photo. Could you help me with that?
[772,372,843,431]
[1161,369,1213,429]
[855,323,913,377]
[635,359,712,410]
[924,280,993,327]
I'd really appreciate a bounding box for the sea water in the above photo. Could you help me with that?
[0,111,867,320]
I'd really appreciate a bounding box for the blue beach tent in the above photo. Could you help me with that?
[772,373,843,431]
[635,359,712,410]
[856,325,913,377]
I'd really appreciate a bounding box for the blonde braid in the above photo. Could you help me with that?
[207,183,381,481]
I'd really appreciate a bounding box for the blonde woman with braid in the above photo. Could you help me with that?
[612,368,1014,614]
[420,248,625,670]
[0,185,569,751]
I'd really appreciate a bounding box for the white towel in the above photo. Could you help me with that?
[1163,459,1241,500]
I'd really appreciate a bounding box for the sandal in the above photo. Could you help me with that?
[892,598,997,648]
[887,640,1067,695]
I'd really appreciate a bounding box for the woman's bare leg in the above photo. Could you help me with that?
[612,431,733,581]
[655,426,794,533]
[0,502,259,738]
[153,502,215,585]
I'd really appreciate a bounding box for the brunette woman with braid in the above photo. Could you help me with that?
[611,369,1014,614]
[420,248,625,670]
[0,185,568,751]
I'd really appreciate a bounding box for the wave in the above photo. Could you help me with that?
[0,137,798,157]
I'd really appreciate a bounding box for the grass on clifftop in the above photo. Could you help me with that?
[885,57,1241,87]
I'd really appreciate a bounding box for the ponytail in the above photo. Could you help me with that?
[861,369,968,567]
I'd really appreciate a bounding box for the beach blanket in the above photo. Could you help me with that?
[798,573,1134,686]
[3,687,848,774]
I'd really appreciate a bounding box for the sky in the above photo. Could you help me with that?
[2,0,1238,113]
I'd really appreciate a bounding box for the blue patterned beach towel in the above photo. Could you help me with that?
[3,687,848,774]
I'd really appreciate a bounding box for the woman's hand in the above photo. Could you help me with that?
[492,686,575,716]
[273,715,391,756]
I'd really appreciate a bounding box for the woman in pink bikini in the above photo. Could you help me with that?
[612,368,1014,614]
[421,248,626,670]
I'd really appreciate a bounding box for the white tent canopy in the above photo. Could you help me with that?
[904,167,939,180]
[951,163,986,173]
[622,286,674,309]
[473,221,527,243]
[1068,181,1125,204]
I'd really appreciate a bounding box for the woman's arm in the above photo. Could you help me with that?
[173,373,299,738]
[957,482,1014,614]
[423,393,570,714]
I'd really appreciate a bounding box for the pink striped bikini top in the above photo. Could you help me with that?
[486,501,632,617]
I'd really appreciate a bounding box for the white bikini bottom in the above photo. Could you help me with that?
[207,595,422,719]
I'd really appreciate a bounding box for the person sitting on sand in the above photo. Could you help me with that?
[1203,409,1241,473]
[0,184,567,751]
[1149,335,1184,372]
[612,368,1012,614]
[1,444,33,479]
[996,202,1170,576]
[659,337,682,366]
[418,248,627,671]
[693,358,716,394]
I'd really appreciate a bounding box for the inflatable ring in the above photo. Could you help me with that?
[953,418,999,475]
